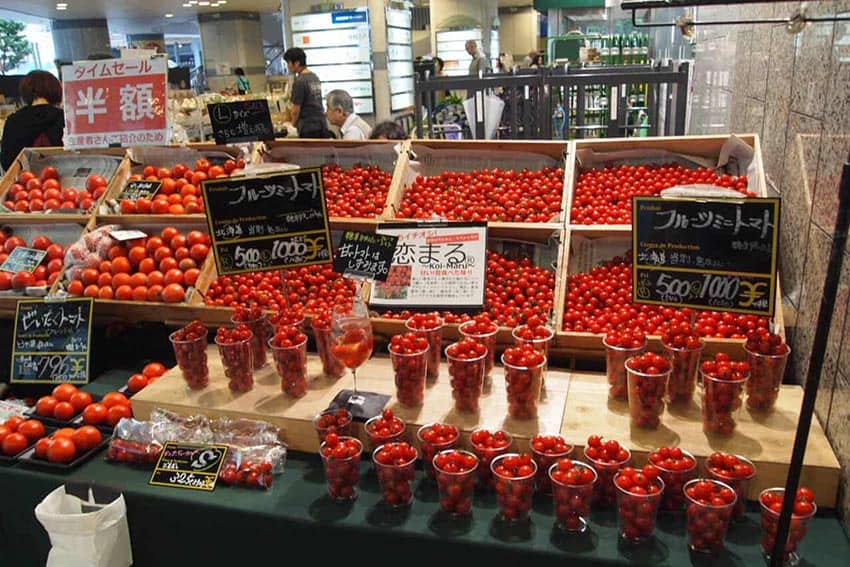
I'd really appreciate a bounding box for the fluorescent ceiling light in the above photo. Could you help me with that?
[182,2,191,6]
[165,13,174,18]
[198,1,210,5]
[56,6,67,10]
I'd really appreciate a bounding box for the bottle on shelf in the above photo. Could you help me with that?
[552,103,566,140]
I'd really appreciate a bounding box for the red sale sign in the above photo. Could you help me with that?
[62,58,168,149]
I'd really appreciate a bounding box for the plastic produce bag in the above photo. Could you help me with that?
[462,94,505,140]
[34,484,132,567]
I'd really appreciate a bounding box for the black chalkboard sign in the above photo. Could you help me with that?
[332,230,398,281]
[208,99,274,144]
[0,247,47,274]
[149,442,228,492]
[11,297,94,384]
[118,180,161,201]
[632,196,780,316]
[201,168,332,275]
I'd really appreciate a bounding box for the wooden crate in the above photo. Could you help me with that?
[556,134,784,356]
[130,354,840,507]
[255,139,404,232]
[95,143,253,224]
[0,147,130,223]
[382,139,570,241]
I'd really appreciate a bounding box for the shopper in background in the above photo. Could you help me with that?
[522,49,537,67]
[234,68,251,94]
[370,121,407,140]
[531,53,545,69]
[466,40,489,76]
[325,89,372,140]
[283,47,331,139]
[1,70,64,171]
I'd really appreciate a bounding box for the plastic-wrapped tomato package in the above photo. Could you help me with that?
[149,408,214,444]
[106,418,163,467]
[218,447,275,490]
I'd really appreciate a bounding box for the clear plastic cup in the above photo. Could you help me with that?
[491,453,537,521]
[530,440,574,495]
[389,343,429,407]
[269,336,308,398]
[706,456,756,521]
[312,408,353,444]
[169,331,209,390]
[231,313,270,369]
[446,344,486,413]
[745,345,790,411]
[663,342,704,403]
[760,488,817,566]
[702,371,748,436]
[604,337,646,401]
[502,352,546,420]
[615,474,665,543]
[405,316,444,381]
[373,444,418,507]
[320,436,362,501]
[653,449,697,512]
[512,324,554,389]
[434,449,478,517]
[458,320,497,379]
[549,461,596,532]
[583,446,631,508]
[364,414,406,453]
[470,429,513,491]
[417,423,459,481]
[312,321,345,379]
[215,334,254,392]
[626,361,670,430]
[684,478,737,553]
[271,310,305,333]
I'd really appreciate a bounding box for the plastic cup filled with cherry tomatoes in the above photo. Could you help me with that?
[311,311,345,379]
[269,326,308,398]
[700,354,750,436]
[604,330,647,401]
[372,441,418,508]
[388,332,429,407]
[647,446,698,512]
[684,478,737,553]
[502,344,545,420]
[491,453,537,522]
[433,449,478,517]
[529,434,573,495]
[549,459,596,533]
[405,312,444,381]
[661,325,704,404]
[232,305,271,369]
[312,408,353,445]
[583,435,631,508]
[626,352,671,430]
[745,329,790,412]
[416,423,459,480]
[445,339,487,413]
[320,433,362,501]
[215,325,254,393]
[169,320,209,390]
[705,452,756,521]
[458,315,498,381]
[469,428,512,490]
[364,409,406,453]
[760,487,817,566]
[615,466,665,543]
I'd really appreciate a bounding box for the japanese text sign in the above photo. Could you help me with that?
[208,99,274,144]
[332,230,398,281]
[62,58,168,149]
[632,196,780,316]
[118,180,161,201]
[11,297,94,384]
[149,442,228,492]
[369,222,487,310]
[0,247,47,274]
[201,168,332,275]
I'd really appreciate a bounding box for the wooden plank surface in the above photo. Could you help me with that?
[561,371,839,507]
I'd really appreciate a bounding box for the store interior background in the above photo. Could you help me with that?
[0,0,848,531]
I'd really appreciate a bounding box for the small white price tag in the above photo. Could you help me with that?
[109,229,148,241]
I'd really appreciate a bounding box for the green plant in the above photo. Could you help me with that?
[0,19,32,75]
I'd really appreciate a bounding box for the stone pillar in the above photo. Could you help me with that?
[198,12,266,93]
[51,19,111,64]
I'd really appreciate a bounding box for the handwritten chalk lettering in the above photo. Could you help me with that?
[227,177,318,205]
[0,247,48,274]
[652,207,775,239]
[221,233,330,272]
[640,270,771,312]
[12,353,87,382]
[20,304,87,334]
[168,472,214,489]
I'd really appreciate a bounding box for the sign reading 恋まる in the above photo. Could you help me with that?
[369,222,487,310]
[201,168,332,275]
[11,297,93,384]
[62,58,168,149]
[332,230,398,281]
[632,196,780,316]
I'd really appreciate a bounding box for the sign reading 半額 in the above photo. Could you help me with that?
[61,58,168,149]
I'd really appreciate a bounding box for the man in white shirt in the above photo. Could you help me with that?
[325,89,372,140]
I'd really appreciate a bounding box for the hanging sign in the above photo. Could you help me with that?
[201,168,332,275]
[62,57,168,149]
[208,99,274,144]
[369,221,487,310]
[11,297,94,384]
[632,196,780,316]
[332,230,398,281]
[149,442,228,492]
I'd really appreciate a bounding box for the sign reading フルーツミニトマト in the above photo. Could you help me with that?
[61,58,168,149]
[11,297,93,384]
[200,169,332,275]
[369,222,487,311]
[632,196,780,316]
[149,442,228,492]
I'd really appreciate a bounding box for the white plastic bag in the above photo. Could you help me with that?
[463,93,505,140]
[34,485,132,567]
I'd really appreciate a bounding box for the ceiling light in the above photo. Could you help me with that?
[165,13,174,18]
[56,6,67,10]
[198,1,210,5]
[182,2,191,6]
